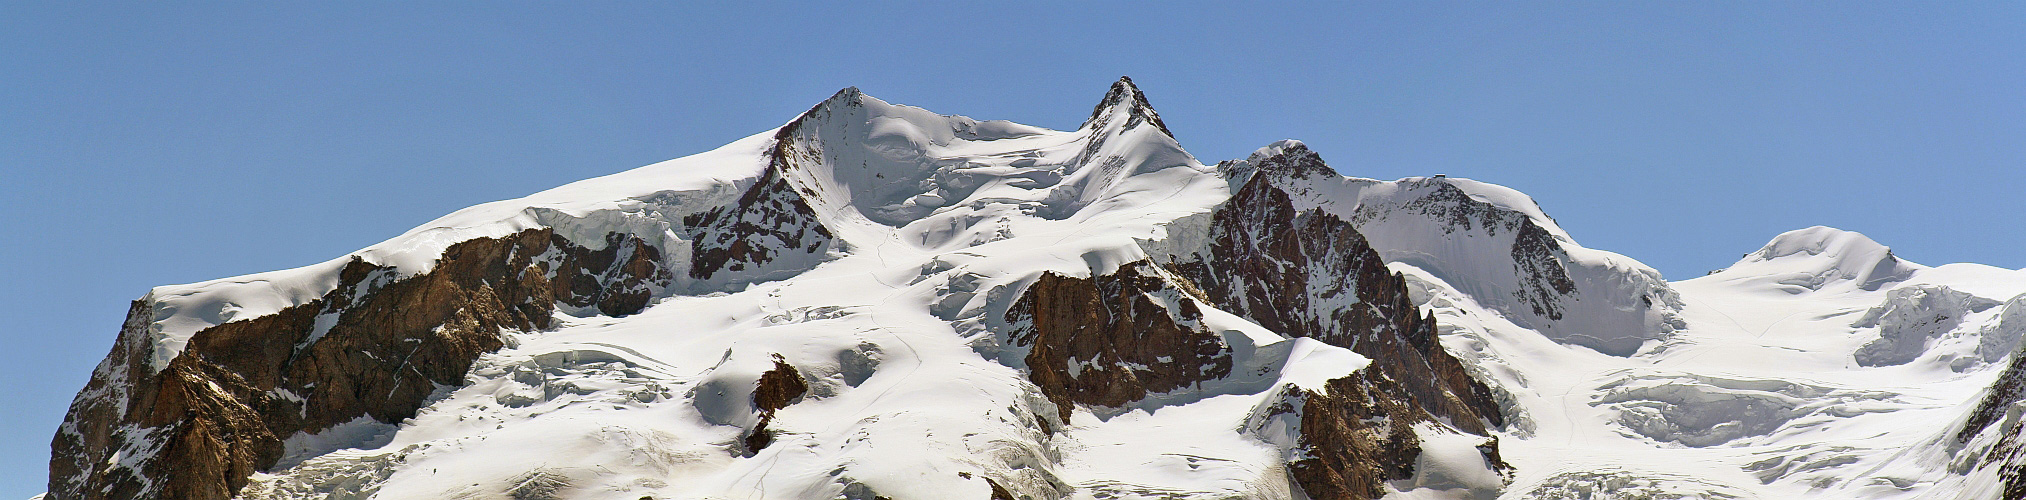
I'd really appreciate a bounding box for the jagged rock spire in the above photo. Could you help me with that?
[1082,76,1172,136]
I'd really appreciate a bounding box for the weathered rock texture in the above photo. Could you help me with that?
[1005,262,1231,422]
[1277,374,1423,499]
[1081,76,1170,137]
[50,229,672,500]
[744,357,809,454]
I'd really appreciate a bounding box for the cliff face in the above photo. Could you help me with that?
[50,229,669,499]
[1004,262,1232,423]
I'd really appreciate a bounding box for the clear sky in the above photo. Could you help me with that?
[3,2,2021,496]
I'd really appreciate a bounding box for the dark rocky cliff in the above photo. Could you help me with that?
[50,229,668,499]
[1005,262,1232,423]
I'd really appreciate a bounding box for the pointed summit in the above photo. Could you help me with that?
[1081,76,1172,136]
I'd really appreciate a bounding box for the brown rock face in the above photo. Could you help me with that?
[1004,262,1231,422]
[1282,374,1424,500]
[50,228,671,500]
[744,357,808,453]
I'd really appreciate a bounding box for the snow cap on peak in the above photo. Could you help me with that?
[1729,226,1921,291]
[1247,139,1308,164]
[1749,226,1895,262]
[1214,139,1337,188]
[1081,76,1171,136]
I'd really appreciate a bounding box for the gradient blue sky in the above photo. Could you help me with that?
[3,2,2022,495]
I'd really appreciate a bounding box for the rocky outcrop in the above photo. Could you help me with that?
[743,357,808,453]
[1004,262,1231,422]
[50,228,672,500]
[684,163,832,283]
[1168,144,1502,434]
[1278,374,1425,499]
[682,96,838,284]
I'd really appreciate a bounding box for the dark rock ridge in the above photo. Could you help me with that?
[1274,374,1424,499]
[743,357,808,454]
[51,229,670,500]
[1181,145,1502,498]
[684,163,833,282]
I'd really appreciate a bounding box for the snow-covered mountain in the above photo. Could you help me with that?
[46,79,2026,500]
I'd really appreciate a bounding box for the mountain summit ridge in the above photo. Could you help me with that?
[47,80,2026,500]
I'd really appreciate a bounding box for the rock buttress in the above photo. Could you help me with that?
[1004,262,1232,422]
[1276,373,1423,500]
[744,357,808,453]
[50,228,671,500]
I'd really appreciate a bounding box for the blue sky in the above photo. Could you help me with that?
[2,2,2021,495]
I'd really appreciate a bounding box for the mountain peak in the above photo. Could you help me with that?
[1748,226,1894,262]
[1217,139,1337,188]
[1247,139,1335,178]
[1081,76,1171,136]
[1727,226,1921,290]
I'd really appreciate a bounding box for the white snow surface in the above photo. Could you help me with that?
[121,84,2026,499]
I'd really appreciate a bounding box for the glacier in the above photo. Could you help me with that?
[45,79,2026,500]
